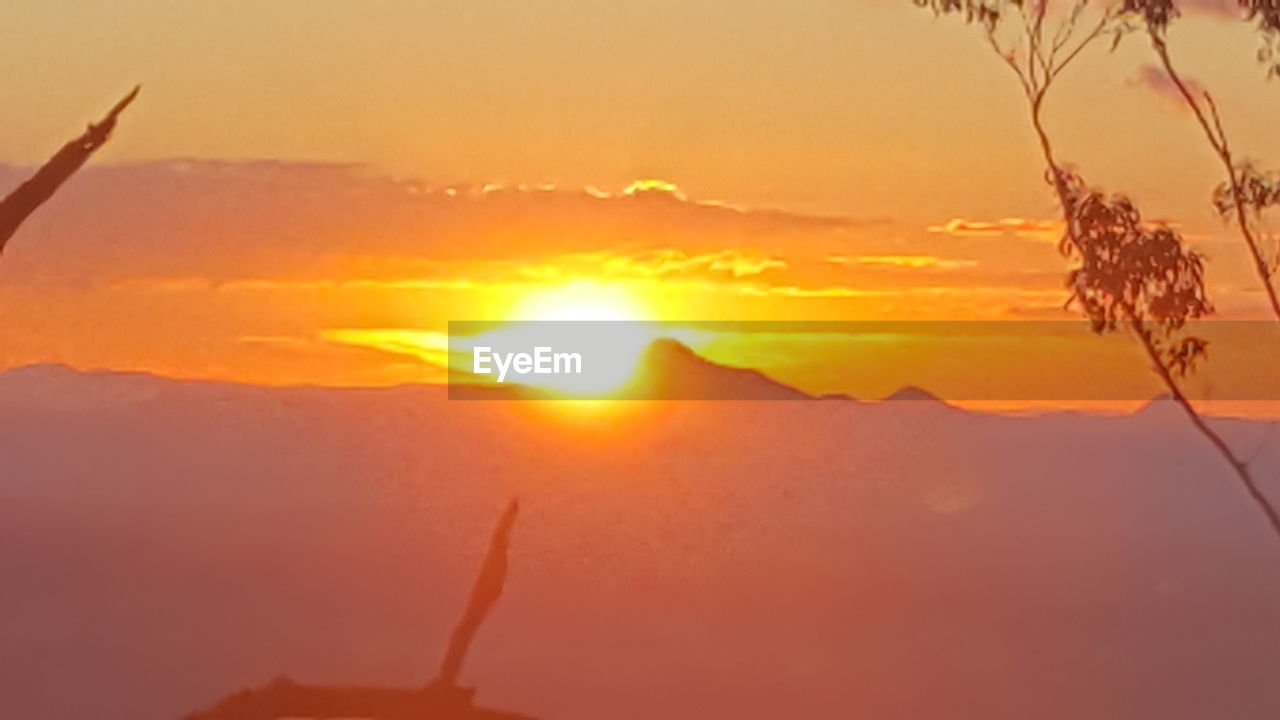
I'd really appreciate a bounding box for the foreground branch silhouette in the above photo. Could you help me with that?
[439,498,519,687]
[1122,0,1280,325]
[185,498,534,720]
[1239,0,1280,77]
[912,0,1280,544]
[1061,171,1280,541]
[0,86,140,255]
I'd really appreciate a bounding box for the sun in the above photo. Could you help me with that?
[510,281,649,322]
[483,281,657,397]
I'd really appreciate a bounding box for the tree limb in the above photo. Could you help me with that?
[0,86,140,255]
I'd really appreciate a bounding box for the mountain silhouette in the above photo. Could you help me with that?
[881,385,947,403]
[624,338,812,400]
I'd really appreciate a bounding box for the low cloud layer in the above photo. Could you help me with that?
[0,158,1054,298]
[1129,65,1208,114]
[0,159,1178,385]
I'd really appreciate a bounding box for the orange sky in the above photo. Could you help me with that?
[6,2,1279,215]
[3,1,1280,409]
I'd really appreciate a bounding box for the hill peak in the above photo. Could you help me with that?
[882,385,946,403]
[624,338,812,400]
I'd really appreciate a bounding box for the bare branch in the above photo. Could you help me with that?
[438,499,520,687]
[0,86,140,255]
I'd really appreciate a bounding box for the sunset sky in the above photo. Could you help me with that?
[3,0,1279,405]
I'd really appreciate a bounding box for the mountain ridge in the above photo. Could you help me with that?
[0,343,1266,419]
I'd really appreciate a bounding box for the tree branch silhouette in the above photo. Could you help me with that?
[1238,0,1280,76]
[911,0,1280,544]
[0,86,140,255]
[437,498,520,688]
[1061,173,1280,541]
[1122,0,1280,325]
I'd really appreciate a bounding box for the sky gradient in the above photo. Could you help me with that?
[3,0,1280,408]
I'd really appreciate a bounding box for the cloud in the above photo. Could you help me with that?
[597,249,787,279]
[1129,65,1206,114]
[829,254,979,270]
[319,329,452,367]
[101,250,787,294]
[741,284,888,298]
[0,160,882,288]
[927,217,1059,241]
[219,278,482,293]
[107,276,482,294]
[515,249,787,284]
[1179,0,1244,20]
[621,178,686,199]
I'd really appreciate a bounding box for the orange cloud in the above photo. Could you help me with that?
[927,217,1059,240]
[319,329,452,368]
[1,161,885,291]
[0,159,1111,385]
[622,178,686,199]
[1180,0,1244,20]
[741,284,886,298]
[831,255,979,270]
[1129,65,1206,114]
[599,249,787,278]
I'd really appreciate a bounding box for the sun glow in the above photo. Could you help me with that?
[510,281,650,323]
[476,281,657,397]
